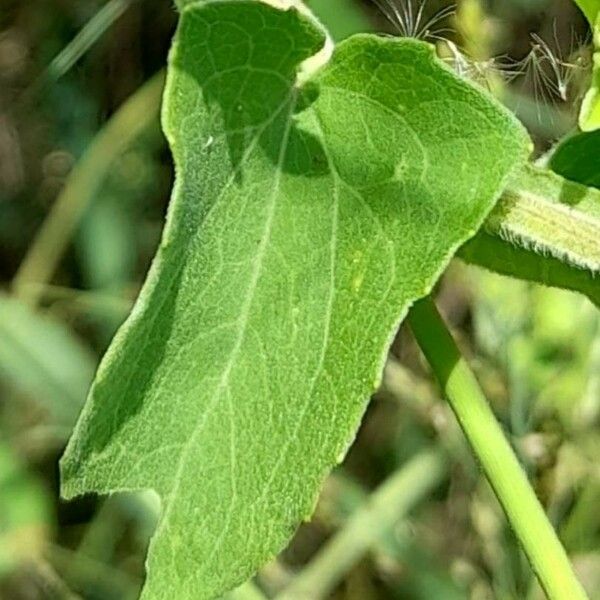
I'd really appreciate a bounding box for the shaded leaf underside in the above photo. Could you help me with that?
[551,129,600,190]
[61,1,528,598]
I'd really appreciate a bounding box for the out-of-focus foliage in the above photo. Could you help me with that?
[0,293,95,427]
[0,442,51,577]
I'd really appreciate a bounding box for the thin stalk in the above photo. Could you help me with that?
[30,558,84,600]
[45,0,134,83]
[315,471,464,600]
[408,296,588,600]
[486,179,600,274]
[14,283,133,319]
[276,449,446,600]
[12,71,165,304]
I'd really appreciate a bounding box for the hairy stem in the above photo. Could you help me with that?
[486,165,600,274]
[408,296,589,600]
[44,0,134,84]
[461,165,600,307]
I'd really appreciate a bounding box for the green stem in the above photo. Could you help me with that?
[460,164,600,309]
[45,0,134,83]
[276,449,446,600]
[486,167,600,275]
[408,297,588,600]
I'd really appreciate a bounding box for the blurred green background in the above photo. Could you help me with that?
[0,0,599,598]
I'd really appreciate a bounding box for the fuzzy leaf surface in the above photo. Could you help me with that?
[61,1,528,598]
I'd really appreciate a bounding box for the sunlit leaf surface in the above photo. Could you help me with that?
[61,2,528,597]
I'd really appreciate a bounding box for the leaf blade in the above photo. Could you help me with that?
[61,2,529,598]
[551,129,600,190]
[574,2,600,131]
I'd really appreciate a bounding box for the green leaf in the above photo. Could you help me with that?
[0,293,96,427]
[573,0,599,24]
[574,2,600,130]
[550,129,600,189]
[61,1,528,597]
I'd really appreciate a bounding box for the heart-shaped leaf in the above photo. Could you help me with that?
[61,1,528,597]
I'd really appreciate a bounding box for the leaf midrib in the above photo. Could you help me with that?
[153,90,303,574]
